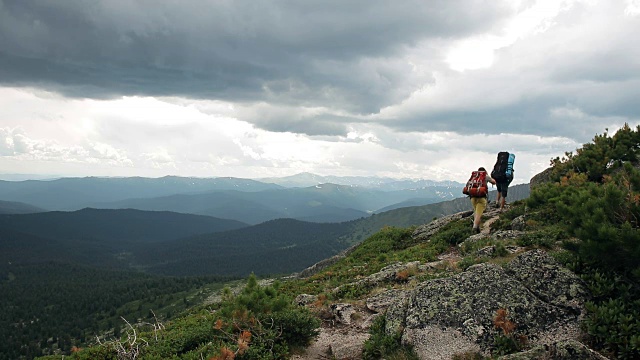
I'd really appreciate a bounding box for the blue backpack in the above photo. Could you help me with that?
[491,152,515,181]
[505,153,515,177]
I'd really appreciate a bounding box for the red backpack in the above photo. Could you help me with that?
[463,170,488,197]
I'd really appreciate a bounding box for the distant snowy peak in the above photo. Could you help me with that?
[257,172,462,191]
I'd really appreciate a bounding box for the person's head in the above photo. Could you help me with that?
[478,167,486,172]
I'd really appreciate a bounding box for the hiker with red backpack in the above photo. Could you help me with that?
[463,167,496,234]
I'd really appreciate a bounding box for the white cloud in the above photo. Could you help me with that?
[625,0,640,15]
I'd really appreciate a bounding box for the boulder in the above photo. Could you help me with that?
[498,339,610,360]
[332,261,420,296]
[295,293,318,306]
[331,303,356,325]
[412,210,474,242]
[511,215,526,231]
[530,167,554,189]
[384,250,592,359]
[504,250,589,314]
[366,289,409,313]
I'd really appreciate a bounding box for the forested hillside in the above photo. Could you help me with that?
[0,209,248,269]
[133,218,354,276]
[0,263,231,360]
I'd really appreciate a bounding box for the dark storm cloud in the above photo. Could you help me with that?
[0,0,510,108]
[395,92,627,143]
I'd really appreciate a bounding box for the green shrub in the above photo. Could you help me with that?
[490,203,526,231]
[429,219,474,249]
[457,256,479,271]
[583,298,640,359]
[493,243,508,258]
[516,227,566,249]
[362,315,418,360]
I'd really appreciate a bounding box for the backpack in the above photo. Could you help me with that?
[506,153,515,177]
[463,170,488,197]
[491,152,515,181]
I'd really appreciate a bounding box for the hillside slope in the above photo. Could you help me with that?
[342,183,530,245]
[0,200,44,214]
[0,208,248,268]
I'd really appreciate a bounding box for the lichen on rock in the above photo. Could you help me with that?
[384,250,592,359]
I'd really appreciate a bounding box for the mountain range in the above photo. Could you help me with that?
[0,173,530,277]
[0,174,464,224]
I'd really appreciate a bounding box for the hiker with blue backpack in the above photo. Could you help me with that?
[463,167,496,234]
[490,152,515,211]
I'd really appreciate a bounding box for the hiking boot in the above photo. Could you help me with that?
[472,227,480,234]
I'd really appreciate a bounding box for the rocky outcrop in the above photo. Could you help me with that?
[297,243,359,278]
[412,210,474,242]
[498,339,609,360]
[384,250,592,360]
[366,289,409,313]
[530,167,554,189]
[511,215,526,231]
[332,261,420,297]
[504,250,590,314]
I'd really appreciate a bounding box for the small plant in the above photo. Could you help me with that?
[516,226,567,249]
[491,309,526,356]
[493,243,508,258]
[457,256,479,271]
[395,269,410,282]
[452,351,486,360]
[362,316,418,360]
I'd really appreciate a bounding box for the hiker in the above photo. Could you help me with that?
[495,176,513,211]
[463,167,496,234]
[490,152,515,211]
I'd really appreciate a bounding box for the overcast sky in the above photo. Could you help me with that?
[1,0,639,184]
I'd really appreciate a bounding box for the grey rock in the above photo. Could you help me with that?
[386,250,592,358]
[504,249,590,314]
[477,245,496,257]
[298,243,359,278]
[331,303,356,325]
[511,215,527,231]
[492,230,526,240]
[366,289,409,313]
[412,210,474,242]
[384,292,410,336]
[530,167,554,189]
[506,245,523,253]
[295,294,318,306]
[498,339,610,360]
[333,261,420,296]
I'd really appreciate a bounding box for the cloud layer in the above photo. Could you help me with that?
[1,0,639,182]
